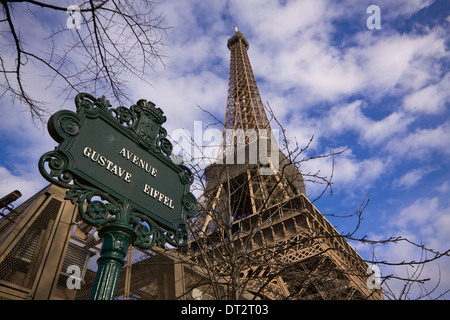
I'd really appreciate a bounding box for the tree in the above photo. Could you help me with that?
[171,104,450,300]
[0,0,167,122]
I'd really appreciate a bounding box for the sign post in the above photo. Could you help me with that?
[38,93,198,300]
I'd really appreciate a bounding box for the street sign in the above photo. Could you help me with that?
[38,93,198,299]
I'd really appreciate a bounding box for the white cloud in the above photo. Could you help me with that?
[386,196,450,257]
[403,73,450,115]
[353,28,447,93]
[300,147,386,198]
[241,7,448,105]
[385,122,450,159]
[437,182,450,194]
[130,71,227,134]
[362,112,413,145]
[305,100,413,147]
[369,195,450,299]
[378,0,435,19]
[0,167,46,207]
[334,155,385,187]
[393,166,437,189]
[229,0,328,43]
[393,197,439,230]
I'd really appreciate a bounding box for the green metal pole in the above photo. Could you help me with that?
[89,223,136,300]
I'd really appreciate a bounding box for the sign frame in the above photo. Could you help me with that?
[39,93,198,249]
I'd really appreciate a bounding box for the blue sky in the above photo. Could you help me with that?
[0,0,449,299]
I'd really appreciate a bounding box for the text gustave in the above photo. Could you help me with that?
[82,146,175,210]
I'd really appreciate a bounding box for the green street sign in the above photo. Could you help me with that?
[38,93,198,299]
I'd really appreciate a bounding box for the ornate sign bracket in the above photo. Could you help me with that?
[38,93,198,299]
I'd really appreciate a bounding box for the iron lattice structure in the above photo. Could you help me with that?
[182,29,383,300]
[221,30,272,152]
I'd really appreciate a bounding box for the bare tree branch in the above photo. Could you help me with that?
[175,103,449,300]
[0,0,168,122]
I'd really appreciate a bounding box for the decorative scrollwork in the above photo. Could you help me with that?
[75,93,95,110]
[73,93,175,159]
[129,214,154,248]
[129,212,188,249]
[48,110,81,143]
[38,149,74,188]
[60,117,80,136]
[155,124,173,157]
[65,183,120,227]
[110,106,136,127]
[182,192,198,218]
[75,92,111,113]
[179,164,194,185]
[166,224,188,247]
[85,201,116,224]
[95,96,112,110]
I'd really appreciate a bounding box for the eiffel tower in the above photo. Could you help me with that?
[181,28,383,300]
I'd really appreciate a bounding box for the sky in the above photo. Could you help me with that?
[0,0,449,299]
